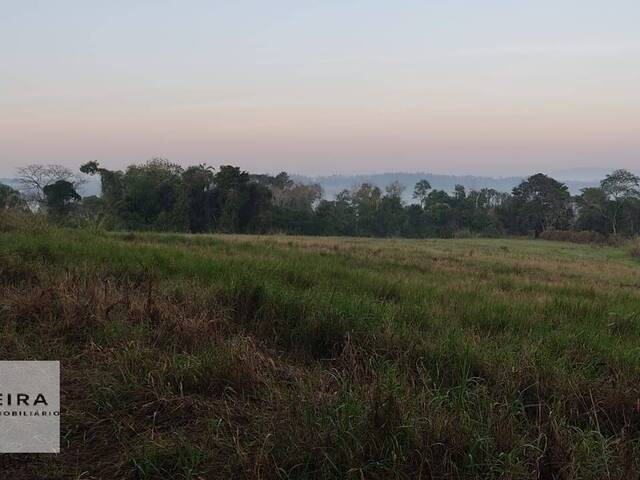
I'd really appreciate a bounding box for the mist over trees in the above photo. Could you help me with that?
[3,159,640,239]
[292,172,599,201]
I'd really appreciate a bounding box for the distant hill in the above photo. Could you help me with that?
[0,178,19,188]
[292,172,598,202]
[549,167,640,182]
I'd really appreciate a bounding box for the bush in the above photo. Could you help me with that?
[629,240,640,259]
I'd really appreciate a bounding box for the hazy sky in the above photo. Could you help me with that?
[1,0,639,177]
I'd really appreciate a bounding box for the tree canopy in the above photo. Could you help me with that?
[5,162,640,240]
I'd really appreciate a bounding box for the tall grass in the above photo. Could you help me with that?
[1,218,640,478]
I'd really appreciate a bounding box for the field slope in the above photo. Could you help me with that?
[1,220,640,478]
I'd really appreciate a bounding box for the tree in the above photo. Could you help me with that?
[273,172,294,190]
[213,166,272,233]
[453,184,466,201]
[181,164,215,233]
[501,174,572,236]
[413,179,432,207]
[43,180,81,217]
[314,190,357,236]
[271,181,322,211]
[16,164,85,205]
[77,160,279,233]
[240,182,273,233]
[315,203,350,235]
[575,187,609,233]
[0,183,27,210]
[377,183,406,236]
[424,190,455,236]
[117,158,185,230]
[403,204,428,237]
[351,183,382,235]
[80,161,124,206]
[19,160,632,239]
[481,188,507,209]
[601,169,640,201]
[599,169,640,234]
[385,181,405,200]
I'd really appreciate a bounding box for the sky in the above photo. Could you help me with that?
[1,0,639,178]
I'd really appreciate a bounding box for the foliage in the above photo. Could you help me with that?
[599,169,640,235]
[16,164,85,205]
[412,178,432,207]
[0,183,27,210]
[498,173,572,237]
[9,162,640,240]
[43,179,81,217]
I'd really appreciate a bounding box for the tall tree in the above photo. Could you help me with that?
[575,187,609,233]
[119,158,185,230]
[213,166,272,233]
[43,180,81,217]
[314,190,356,236]
[424,190,455,236]
[181,164,215,233]
[413,179,432,207]
[502,174,572,236]
[351,183,382,236]
[599,169,640,234]
[80,161,124,206]
[385,181,405,200]
[377,182,406,236]
[16,164,85,205]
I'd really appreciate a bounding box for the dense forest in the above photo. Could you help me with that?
[2,159,640,240]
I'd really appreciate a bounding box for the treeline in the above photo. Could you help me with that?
[2,159,640,239]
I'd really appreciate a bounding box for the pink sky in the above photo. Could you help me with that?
[1,1,639,176]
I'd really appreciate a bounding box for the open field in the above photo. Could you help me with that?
[1,217,640,478]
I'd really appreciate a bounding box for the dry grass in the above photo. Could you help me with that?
[1,218,640,478]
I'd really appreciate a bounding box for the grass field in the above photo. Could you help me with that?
[2,215,640,479]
